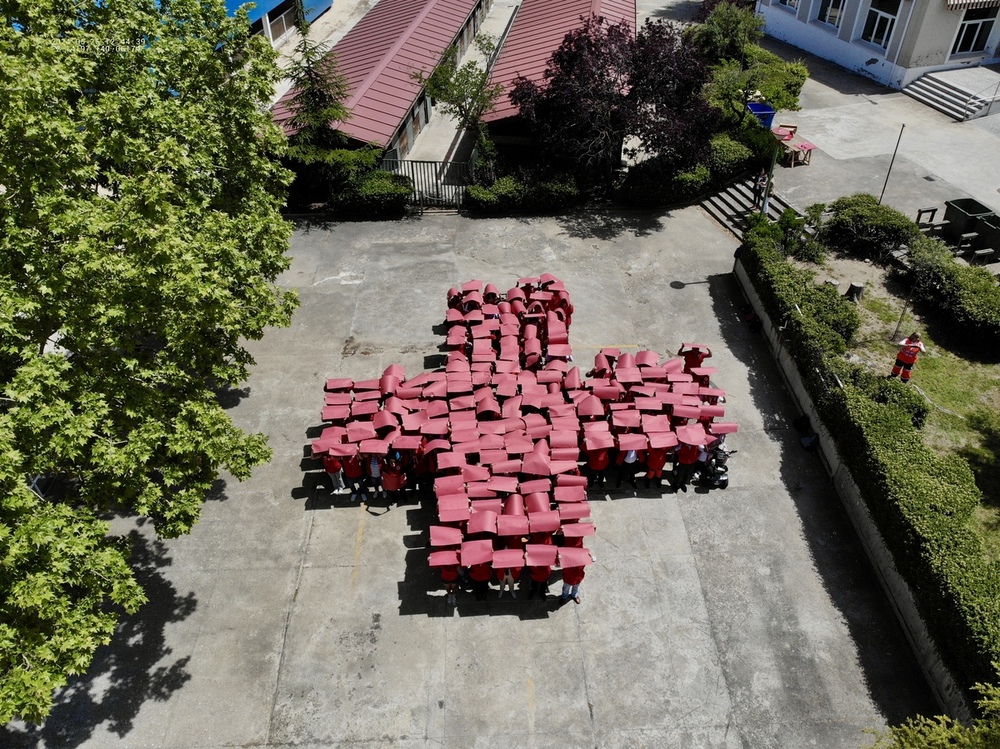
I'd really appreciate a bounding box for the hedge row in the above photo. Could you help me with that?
[907,234,1000,343]
[464,175,581,215]
[741,219,1000,697]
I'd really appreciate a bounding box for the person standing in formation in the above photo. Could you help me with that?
[560,565,585,605]
[889,332,926,384]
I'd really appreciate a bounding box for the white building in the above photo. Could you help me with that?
[758,0,1000,89]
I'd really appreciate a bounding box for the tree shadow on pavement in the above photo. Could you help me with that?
[0,533,196,749]
[707,271,939,725]
[557,208,666,241]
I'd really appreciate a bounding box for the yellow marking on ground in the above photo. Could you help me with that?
[526,675,536,734]
[351,507,366,596]
[573,344,642,350]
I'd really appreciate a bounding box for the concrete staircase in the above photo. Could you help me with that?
[700,178,801,238]
[902,72,991,121]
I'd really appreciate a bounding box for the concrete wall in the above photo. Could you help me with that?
[732,259,973,722]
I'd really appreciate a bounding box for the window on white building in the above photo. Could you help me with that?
[951,7,997,56]
[818,0,846,28]
[776,0,800,10]
[267,5,298,44]
[861,0,901,49]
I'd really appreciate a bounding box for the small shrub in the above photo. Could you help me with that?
[672,163,712,198]
[793,238,826,263]
[328,170,412,217]
[823,194,918,263]
[464,175,581,215]
[707,133,753,178]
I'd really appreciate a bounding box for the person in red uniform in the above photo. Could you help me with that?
[469,562,492,601]
[321,452,343,493]
[381,452,407,504]
[677,343,712,374]
[342,450,364,501]
[889,332,926,383]
[441,563,459,606]
[671,440,702,493]
[583,444,610,487]
[497,562,521,599]
[644,446,669,490]
[527,564,552,600]
[560,565,585,605]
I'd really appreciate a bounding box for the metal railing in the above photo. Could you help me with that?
[962,77,1000,120]
[382,159,471,210]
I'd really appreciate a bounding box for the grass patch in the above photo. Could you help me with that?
[861,294,900,326]
[843,273,1000,558]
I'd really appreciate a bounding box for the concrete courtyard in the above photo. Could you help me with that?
[3,208,937,748]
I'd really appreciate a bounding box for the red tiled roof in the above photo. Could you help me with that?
[483,0,636,123]
[273,0,480,147]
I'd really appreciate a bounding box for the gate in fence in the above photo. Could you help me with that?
[382,159,471,210]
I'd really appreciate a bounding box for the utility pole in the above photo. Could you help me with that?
[879,124,905,205]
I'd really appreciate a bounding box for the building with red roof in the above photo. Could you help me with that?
[483,0,636,136]
[273,0,493,158]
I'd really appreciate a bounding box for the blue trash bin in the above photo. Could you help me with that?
[747,102,776,130]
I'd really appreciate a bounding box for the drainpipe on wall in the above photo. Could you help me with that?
[890,0,916,87]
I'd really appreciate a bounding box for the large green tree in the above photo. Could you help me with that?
[0,0,296,723]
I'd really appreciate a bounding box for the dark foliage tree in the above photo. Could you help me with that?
[627,19,718,166]
[511,15,635,189]
[511,16,713,190]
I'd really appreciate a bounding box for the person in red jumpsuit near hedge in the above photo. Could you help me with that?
[889,332,926,384]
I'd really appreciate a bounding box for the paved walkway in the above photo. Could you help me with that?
[1,207,937,747]
[764,38,1000,219]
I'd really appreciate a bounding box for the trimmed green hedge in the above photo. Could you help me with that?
[822,194,919,263]
[328,170,412,218]
[741,218,1000,701]
[465,175,581,215]
[739,216,860,367]
[707,133,754,178]
[907,234,1000,344]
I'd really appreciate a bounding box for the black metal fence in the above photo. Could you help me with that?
[382,159,471,210]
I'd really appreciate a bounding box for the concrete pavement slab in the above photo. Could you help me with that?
[1,209,939,748]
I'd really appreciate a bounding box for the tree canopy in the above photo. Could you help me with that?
[0,0,296,723]
[510,16,715,189]
[412,36,504,137]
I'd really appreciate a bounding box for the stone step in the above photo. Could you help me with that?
[903,73,989,120]
[700,178,801,238]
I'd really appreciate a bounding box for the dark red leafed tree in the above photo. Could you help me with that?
[510,16,715,189]
[511,16,635,190]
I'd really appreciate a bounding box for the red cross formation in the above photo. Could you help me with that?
[314,274,738,585]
